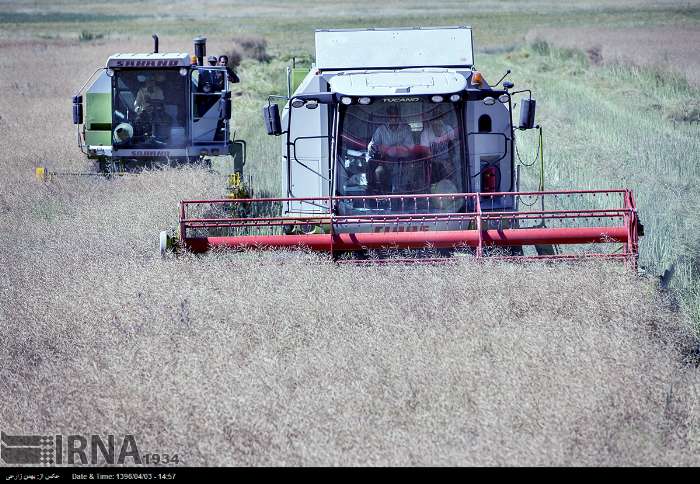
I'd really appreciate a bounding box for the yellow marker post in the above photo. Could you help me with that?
[35,167,47,182]
[226,172,249,199]
[228,172,241,188]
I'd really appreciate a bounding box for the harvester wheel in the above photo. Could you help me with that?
[535,244,557,256]
[284,224,324,235]
[159,230,171,258]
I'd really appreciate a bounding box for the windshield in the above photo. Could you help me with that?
[336,100,464,202]
[112,69,187,149]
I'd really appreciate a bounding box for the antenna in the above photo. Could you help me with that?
[494,69,511,87]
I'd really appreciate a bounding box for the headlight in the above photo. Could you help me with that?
[179,68,188,76]
[340,96,353,105]
[358,97,371,105]
[498,94,510,103]
[431,95,444,103]
[106,69,114,77]
[449,94,461,102]
[483,96,496,106]
[113,122,133,143]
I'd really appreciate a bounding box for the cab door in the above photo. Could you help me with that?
[191,67,229,144]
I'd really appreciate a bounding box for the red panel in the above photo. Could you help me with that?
[184,234,332,253]
[185,226,628,253]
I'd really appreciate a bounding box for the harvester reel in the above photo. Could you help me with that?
[169,190,641,266]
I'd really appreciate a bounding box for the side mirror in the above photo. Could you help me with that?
[72,95,83,125]
[262,104,282,136]
[503,81,514,90]
[229,139,246,172]
[519,98,536,129]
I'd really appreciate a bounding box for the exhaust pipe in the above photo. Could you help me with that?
[152,34,159,53]
[193,37,206,66]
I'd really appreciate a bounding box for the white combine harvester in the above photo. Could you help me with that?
[165,27,642,263]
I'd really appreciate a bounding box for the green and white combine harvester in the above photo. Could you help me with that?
[37,35,248,196]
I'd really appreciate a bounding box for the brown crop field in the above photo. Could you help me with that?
[527,26,700,87]
[1,0,700,466]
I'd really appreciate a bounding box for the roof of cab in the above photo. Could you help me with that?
[329,68,468,96]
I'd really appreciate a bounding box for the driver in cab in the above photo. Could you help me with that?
[366,105,415,193]
[134,74,165,115]
[133,74,170,138]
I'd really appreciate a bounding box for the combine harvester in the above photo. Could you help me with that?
[38,35,247,191]
[162,26,643,264]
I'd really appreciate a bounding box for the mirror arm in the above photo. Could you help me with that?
[510,89,532,100]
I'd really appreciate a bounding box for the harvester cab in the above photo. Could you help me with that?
[68,35,246,175]
[166,27,642,264]
[266,27,522,217]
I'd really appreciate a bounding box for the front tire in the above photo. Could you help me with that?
[159,230,169,258]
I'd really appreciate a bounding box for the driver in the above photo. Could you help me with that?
[134,74,165,115]
[420,106,458,191]
[133,74,170,138]
[366,105,415,193]
[420,107,456,162]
